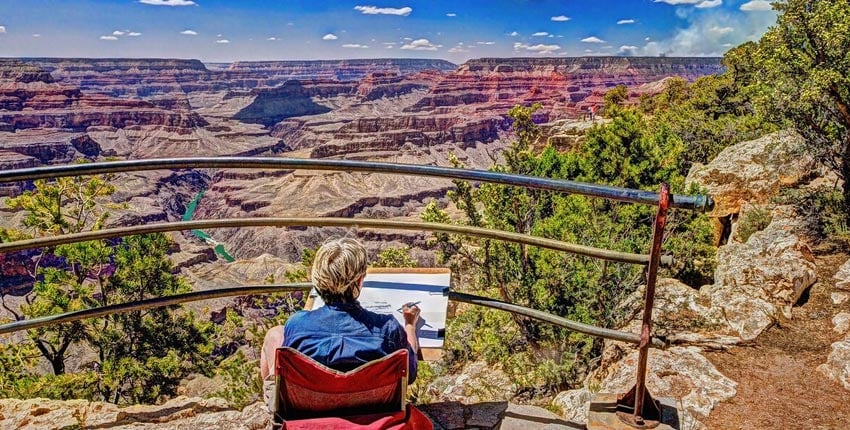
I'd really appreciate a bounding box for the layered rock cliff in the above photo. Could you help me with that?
[2,56,725,264]
[0,61,206,131]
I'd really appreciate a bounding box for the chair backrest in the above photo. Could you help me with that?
[273,347,408,421]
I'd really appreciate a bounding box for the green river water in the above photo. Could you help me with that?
[183,191,236,262]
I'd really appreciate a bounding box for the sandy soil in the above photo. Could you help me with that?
[704,248,850,430]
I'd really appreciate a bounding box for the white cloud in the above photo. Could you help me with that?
[476,41,495,45]
[113,30,126,36]
[654,0,702,4]
[448,45,468,53]
[0,26,5,34]
[740,0,772,11]
[708,25,734,35]
[581,36,605,43]
[617,19,635,25]
[139,0,196,5]
[695,0,722,8]
[654,0,722,6]
[322,33,338,40]
[509,31,519,37]
[100,35,118,40]
[354,5,412,16]
[532,32,549,37]
[446,13,456,17]
[618,45,639,55]
[637,6,775,56]
[181,30,198,35]
[32,34,40,37]
[215,39,230,44]
[267,37,278,41]
[551,15,571,22]
[127,32,142,37]
[400,38,440,51]
[342,43,369,48]
[513,42,561,55]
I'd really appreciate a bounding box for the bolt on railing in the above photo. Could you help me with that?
[0,158,712,428]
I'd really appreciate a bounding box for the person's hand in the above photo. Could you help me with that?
[402,304,420,326]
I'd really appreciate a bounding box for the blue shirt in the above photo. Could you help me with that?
[283,301,417,383]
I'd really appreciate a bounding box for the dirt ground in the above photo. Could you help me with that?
[704,248,850,430]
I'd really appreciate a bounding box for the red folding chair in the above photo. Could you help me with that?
[272,347,433,430]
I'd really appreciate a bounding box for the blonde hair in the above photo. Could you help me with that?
[311,238,368,303]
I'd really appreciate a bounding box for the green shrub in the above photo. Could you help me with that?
[736,207,773,243]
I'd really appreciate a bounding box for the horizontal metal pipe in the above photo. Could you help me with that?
[0,217,672,266]
[0,158,714,212]
[448,292,666,348]
[0,284,313,335]
[0,285,665,349]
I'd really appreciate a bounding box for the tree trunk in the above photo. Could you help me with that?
[842,136,850,224]
[50,356,65,375]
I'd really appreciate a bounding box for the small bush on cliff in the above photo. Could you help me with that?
[374,246,418,268]
[736,207,773,243]
[639,70,778,172]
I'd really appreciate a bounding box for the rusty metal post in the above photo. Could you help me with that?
[617,183,670,429]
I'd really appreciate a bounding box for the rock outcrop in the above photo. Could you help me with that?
[424,361,517,404]
[818,258,850,392]
[0,396,582,430]
[685,130,815,219]
[0,396,270,430]
[553,346,736,430]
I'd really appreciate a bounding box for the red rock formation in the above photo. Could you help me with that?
[0,61,207,131]
[411,57,724,116]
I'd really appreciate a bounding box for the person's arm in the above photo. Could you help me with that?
[402,304,420,353]
[401,304,421,383]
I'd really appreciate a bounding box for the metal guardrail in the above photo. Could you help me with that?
[0,158,709,428]
[0,218,672,267]
[0,157,715,212]
[0,284,665,348]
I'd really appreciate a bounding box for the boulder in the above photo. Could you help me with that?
[553,346,736,430]
[703,207,816,340]
[427,361,517,404]
[552,388,592,424]
[832,292,850,305]
[834,258,850,291]
[833,312,850,335]
[818,337,850,392]
[686,130,814,218]
[624,209,816,344]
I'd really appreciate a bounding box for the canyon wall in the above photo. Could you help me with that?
[1,56,723,265]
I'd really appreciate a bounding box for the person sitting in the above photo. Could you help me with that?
[260,237,420,385]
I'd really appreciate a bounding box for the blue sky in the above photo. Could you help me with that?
[0,0,778,62]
